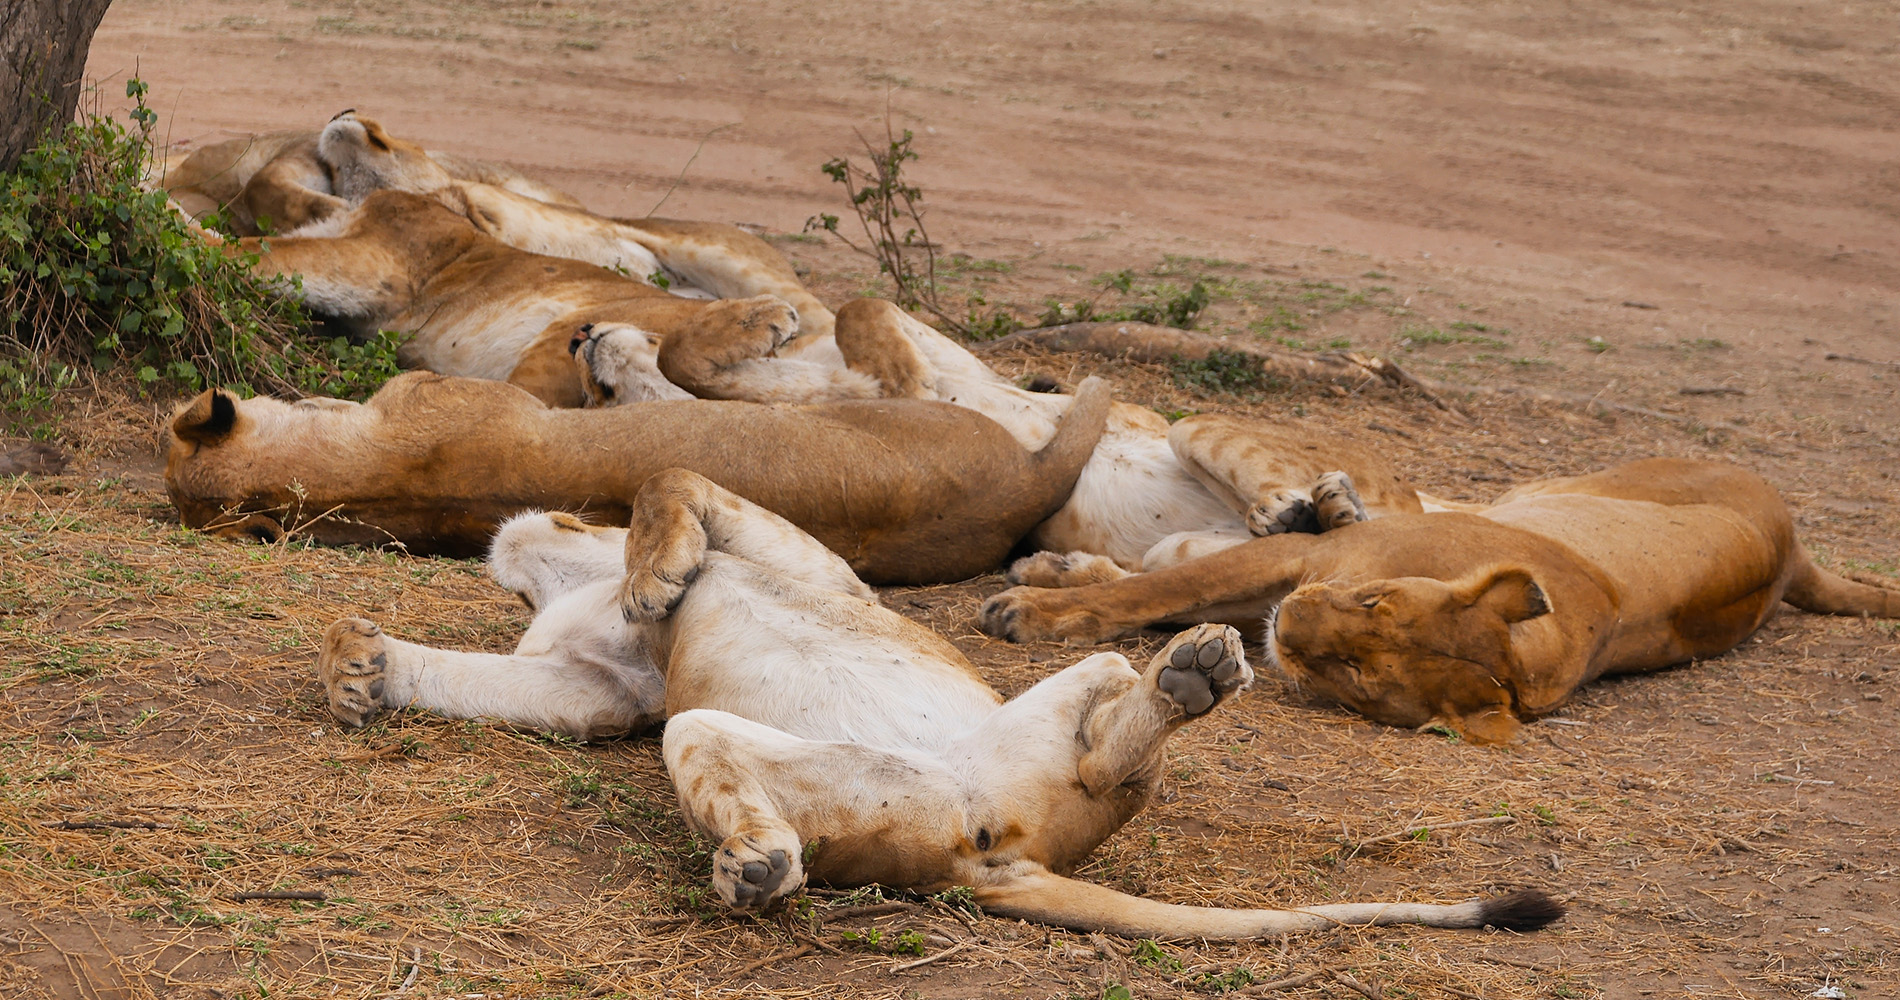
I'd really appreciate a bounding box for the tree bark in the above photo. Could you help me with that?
[1,0,115,171]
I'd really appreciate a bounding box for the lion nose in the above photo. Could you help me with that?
[568,324,596,356]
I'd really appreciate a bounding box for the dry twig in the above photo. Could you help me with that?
[890,938,976,973]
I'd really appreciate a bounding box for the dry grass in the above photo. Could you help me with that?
[3,242,1898,999]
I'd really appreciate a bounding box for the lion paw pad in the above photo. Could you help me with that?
[1247,492,1320,537]
[1156,624,1251,716]
[714,836,803,911]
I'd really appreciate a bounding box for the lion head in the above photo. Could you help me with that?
[318,110,454,202]
[1266,567,1551,744]
[570,323,693,406]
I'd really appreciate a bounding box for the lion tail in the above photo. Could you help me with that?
[1784,550,1900,618]
[972,866,1564,940]
[1018,375,1113,523]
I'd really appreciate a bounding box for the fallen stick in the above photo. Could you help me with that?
[977,322,1775,435]
[300,866,363,879]
[822,900,917,922]
[1826,352,1900,370]
[324,949,388,963]
[728,942,814,979]
[1479,954,1554,973]
[1332,970,1386,1000]
[397,946,421,992]
[230,890,326,903]
[1350,815,1517,853]
[890,938,976,973]
[1241,970,1326,994]
[40,819,168,831]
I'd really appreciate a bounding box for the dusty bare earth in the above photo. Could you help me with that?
[0,1,1894,997]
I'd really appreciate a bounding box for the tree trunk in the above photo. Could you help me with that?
[1,0,115,171]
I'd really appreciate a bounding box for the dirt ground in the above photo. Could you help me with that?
[1,0,1894,997]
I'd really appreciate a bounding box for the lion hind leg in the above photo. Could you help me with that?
[833,298,938,399]
[654,296,880,403]
[1136,528,1254,573]
[665,709,967,910]
[656,296,800,392]
[1166,415,1310,520]
[1075,624,1251,795]
[622,225,837,341]
[1166,415,1424,537]
[622,468,874,623]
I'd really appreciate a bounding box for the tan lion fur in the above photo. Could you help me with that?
[236,188,865,407]
[979,458,1900,742]
[585,297,1453,572]
[155,111,577,236]
[162,370,1110,584]
[312,470,1563,938]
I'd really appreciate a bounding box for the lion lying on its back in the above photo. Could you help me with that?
[310,468,1563,938]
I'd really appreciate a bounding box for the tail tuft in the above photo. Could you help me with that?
[1479,889,1565,932]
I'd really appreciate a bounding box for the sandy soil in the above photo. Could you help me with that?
[0,0,1892,997]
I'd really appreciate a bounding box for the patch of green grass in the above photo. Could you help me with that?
[1131,938,1183,972]
[1399,326,1507,349]
[1196,967,1256,993]
[1153,253,1241,275]
[1167,350,1284,398]
[1247,308,1306,335]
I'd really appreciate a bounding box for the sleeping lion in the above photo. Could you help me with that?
[978,458,1900,742]
[161,371,1108,583]
[314,468,1563,938]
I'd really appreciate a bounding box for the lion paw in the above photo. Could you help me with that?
[621,556,700,623]
[712,831,805,911]
[1006,550,1131,589]
[317,618,389,728]
[726,295,800,353]
[978,587,1120,645]
[1154,623,1251,717]
[1246,490,1320,537]
[1312,471,1369,531]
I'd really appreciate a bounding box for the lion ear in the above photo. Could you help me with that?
[171,389,239,446]
[1467,567,1550,624]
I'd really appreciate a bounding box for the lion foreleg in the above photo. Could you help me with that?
[621,468,874,622]
[980,537,1321,644]
[238,235,404,328]
[233,153,346,236]
[317,582,663,739]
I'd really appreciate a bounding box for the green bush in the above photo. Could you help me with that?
[1167,349,1285,397]
[1039,272,1211,331]
[0,78,400,423]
